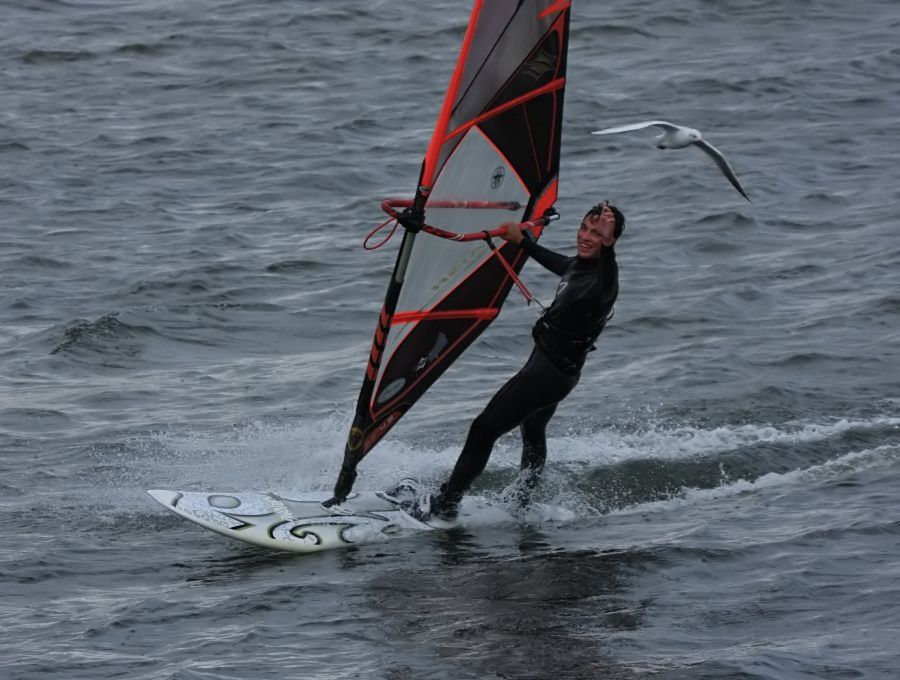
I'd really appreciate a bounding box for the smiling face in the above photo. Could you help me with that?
[576,209,617,259]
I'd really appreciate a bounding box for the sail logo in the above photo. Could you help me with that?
[491,166,505,189]
[377,378,406,404]
[522,49,557,81]
[347,426,364,451]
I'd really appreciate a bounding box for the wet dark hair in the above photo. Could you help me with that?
[585,202,625,239]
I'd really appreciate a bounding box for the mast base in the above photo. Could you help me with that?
[322,466,358,508]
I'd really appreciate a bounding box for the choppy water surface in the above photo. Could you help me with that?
[1,1,898,678]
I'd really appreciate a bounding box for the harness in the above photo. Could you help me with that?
[533,309,613,375]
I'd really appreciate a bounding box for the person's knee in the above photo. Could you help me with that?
[469,412,503,443]
[521,414,552,444]
[520,420,545,441]
[523,404,556,431]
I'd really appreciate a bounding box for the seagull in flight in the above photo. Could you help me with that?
[592,121,751,202]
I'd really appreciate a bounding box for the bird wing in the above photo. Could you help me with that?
[591,120,678,135]
[694,140,751,202]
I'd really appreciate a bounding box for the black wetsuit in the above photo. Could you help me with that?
[438,235,619,508]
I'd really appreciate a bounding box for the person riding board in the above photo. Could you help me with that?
[399,201,625,521]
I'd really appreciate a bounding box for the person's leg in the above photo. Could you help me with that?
[515,403,558,506]
[434,374,533,514]
[519,403,556,475]
[433,349,577,518]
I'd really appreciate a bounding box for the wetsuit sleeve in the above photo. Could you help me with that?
[519,233,570,276]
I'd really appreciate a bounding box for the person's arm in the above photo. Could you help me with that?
[519,232,570,276]
[500,222,570,276]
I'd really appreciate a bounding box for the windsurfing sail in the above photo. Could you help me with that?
[326,0,572,505]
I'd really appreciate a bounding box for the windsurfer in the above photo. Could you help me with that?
[425,201,626,521]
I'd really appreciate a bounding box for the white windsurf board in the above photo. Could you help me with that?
[147,488,444,554]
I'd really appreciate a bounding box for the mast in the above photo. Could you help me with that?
[325,189,427,506]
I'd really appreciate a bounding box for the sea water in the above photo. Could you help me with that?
[1,0,898,678]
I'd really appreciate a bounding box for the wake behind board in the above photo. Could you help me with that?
[147,487,446,554]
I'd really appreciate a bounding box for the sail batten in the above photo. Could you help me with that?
[441,77,566,148]
[327,0,572,505]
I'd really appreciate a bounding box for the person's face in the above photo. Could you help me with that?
[576,210,616,259]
